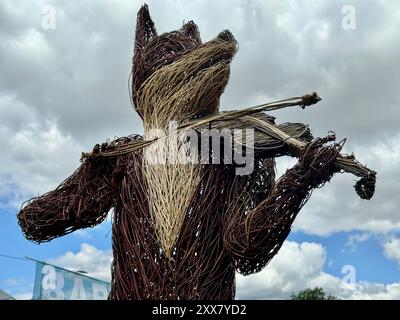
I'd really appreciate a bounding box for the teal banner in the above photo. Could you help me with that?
[32,261,111,300]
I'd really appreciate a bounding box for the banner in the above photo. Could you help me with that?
[32,261,111,300]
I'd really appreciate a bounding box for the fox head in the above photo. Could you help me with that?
[131,4,237,130]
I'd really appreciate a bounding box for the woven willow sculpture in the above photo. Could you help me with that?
[18,5,376,299]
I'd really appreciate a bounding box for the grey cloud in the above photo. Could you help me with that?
[1,0,399,144]
[221,0,400,146]
[292,134,400,235]
[1,1,400,301]
[0,0,399,237]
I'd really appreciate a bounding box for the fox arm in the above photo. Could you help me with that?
[224,140,341,275]
[17,136,139,243]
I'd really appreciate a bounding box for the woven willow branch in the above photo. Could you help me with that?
[82,92,376,199]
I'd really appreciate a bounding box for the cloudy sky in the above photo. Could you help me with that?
[1,0,400,299]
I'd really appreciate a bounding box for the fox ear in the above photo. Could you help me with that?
[134,4,157,58]
[132,4,157,119]
[181,20,202,45]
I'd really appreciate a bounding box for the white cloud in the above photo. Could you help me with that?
[344,233,371,252]
[383,238,400,268]
[2,28,55,61]
[13,292,33,300]
[4,277,23,286]
[48,243,112,282]
[236,240,400,300]
[237,241,327,299]
[3,277,33,300]
[73,229,94,240]
[44,241,400,300]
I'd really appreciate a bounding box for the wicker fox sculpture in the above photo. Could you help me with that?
[18,5,376,299]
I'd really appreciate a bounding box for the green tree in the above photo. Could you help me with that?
[290,287,338,300]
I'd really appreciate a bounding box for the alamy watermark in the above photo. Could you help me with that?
[41,5,57,30]
[341,264,356,284]
[144,121,255,175]
[341,5,356,30]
